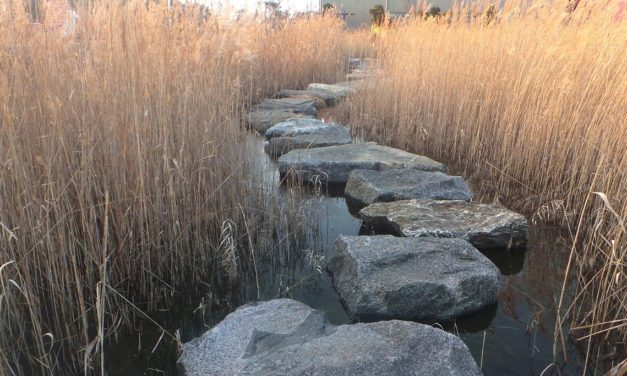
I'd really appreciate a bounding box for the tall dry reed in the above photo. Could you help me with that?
[340,0,626,370]
[0,2,354,374]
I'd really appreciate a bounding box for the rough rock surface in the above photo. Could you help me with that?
[264,118,340,139]
[327,236,501,321]
[278,143,447,184]
[251,98,318,117]
[178,299,481,376]
[345,169,473,207]
[265,127,353,156]
[360,200,528,249]
[307,83,355,99]
[246,111,312,133]
[277,89,339,106]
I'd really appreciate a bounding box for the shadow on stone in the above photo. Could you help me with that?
[347,302,498,335]
[357,217,398,236]
[346,196,366,217]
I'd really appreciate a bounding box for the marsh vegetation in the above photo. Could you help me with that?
[0,0,625,374]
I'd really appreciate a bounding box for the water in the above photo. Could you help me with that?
[109,137,590,375]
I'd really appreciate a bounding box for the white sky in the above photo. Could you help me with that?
[195,0,319,13]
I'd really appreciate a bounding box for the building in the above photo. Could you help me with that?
[324,0,417,28]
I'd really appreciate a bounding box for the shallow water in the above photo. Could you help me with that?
[109,137,590,375]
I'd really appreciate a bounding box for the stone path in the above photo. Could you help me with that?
[179,59,529,375]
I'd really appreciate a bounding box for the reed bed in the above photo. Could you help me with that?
[0,3,356,374]
[339,1,626,370]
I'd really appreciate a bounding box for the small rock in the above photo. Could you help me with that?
[246,111,312,133]
[178,298,481,376]
[345,169,473,207]
[360,199,528,249]
[277,89,339,106]
[307,83,355,99]
[265,126,352,156]
[251,98,318,117]
[327,236,501,321]
[278,143,446,184]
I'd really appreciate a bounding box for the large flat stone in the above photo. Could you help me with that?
[264,118,339,139]
[278,143,447,184]
[360,199,528,249]
[251,98,318,117]
[178,299,481,376]
[345,168,473,207]
[265,126,353,157]
[327,236,501,321]
[246,111,313,133]
[307,83,355,99]
[277,89,339,106]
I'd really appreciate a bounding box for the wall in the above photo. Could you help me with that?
[329,0,417,28]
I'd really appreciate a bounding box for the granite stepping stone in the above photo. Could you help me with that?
[264,118,340,139]
[251,98,318,117]
[278,143,446,184]
[277,89,339,106]
[345,168,473,207]
[307,83,355,99]
[265,127,353,157]
[360,199,528,249]
[178,299,481,376]
[327,236,501,322]
[245,111,313,133]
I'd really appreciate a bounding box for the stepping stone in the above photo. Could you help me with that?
[333,80,371,91]
[251,98,318,117]
[360,199,528,249]
[349,58,365,70]
[278,143,447,184]
[345,169,473,207]
[327,236,501,322]
[264,118,339,139]
[307,83,355,99]
[277,89,338,106]
[246,111,312,133]
[178,299,481,376]
[265,127,353,157]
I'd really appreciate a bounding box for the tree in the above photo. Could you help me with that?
[426,6,441,18]
[369,4,385,26]
[22,0,43,22]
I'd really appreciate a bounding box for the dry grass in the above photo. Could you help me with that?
[339,0,626,370]
[0,2,356,374]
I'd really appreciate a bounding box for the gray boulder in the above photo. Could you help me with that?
[345,169,473,207]
[246,111,312,133]
[277,89,339,106]
[278,143,446,184]
[178,299,481,376]
[264,118,339,139]
[251,98,318,117]
[307,83,355,99]
[360,199,528,249]
[265,127,353,157]
[327,236,501,321]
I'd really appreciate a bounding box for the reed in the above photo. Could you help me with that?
[0,2,355,374]
[339,0,626,370]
